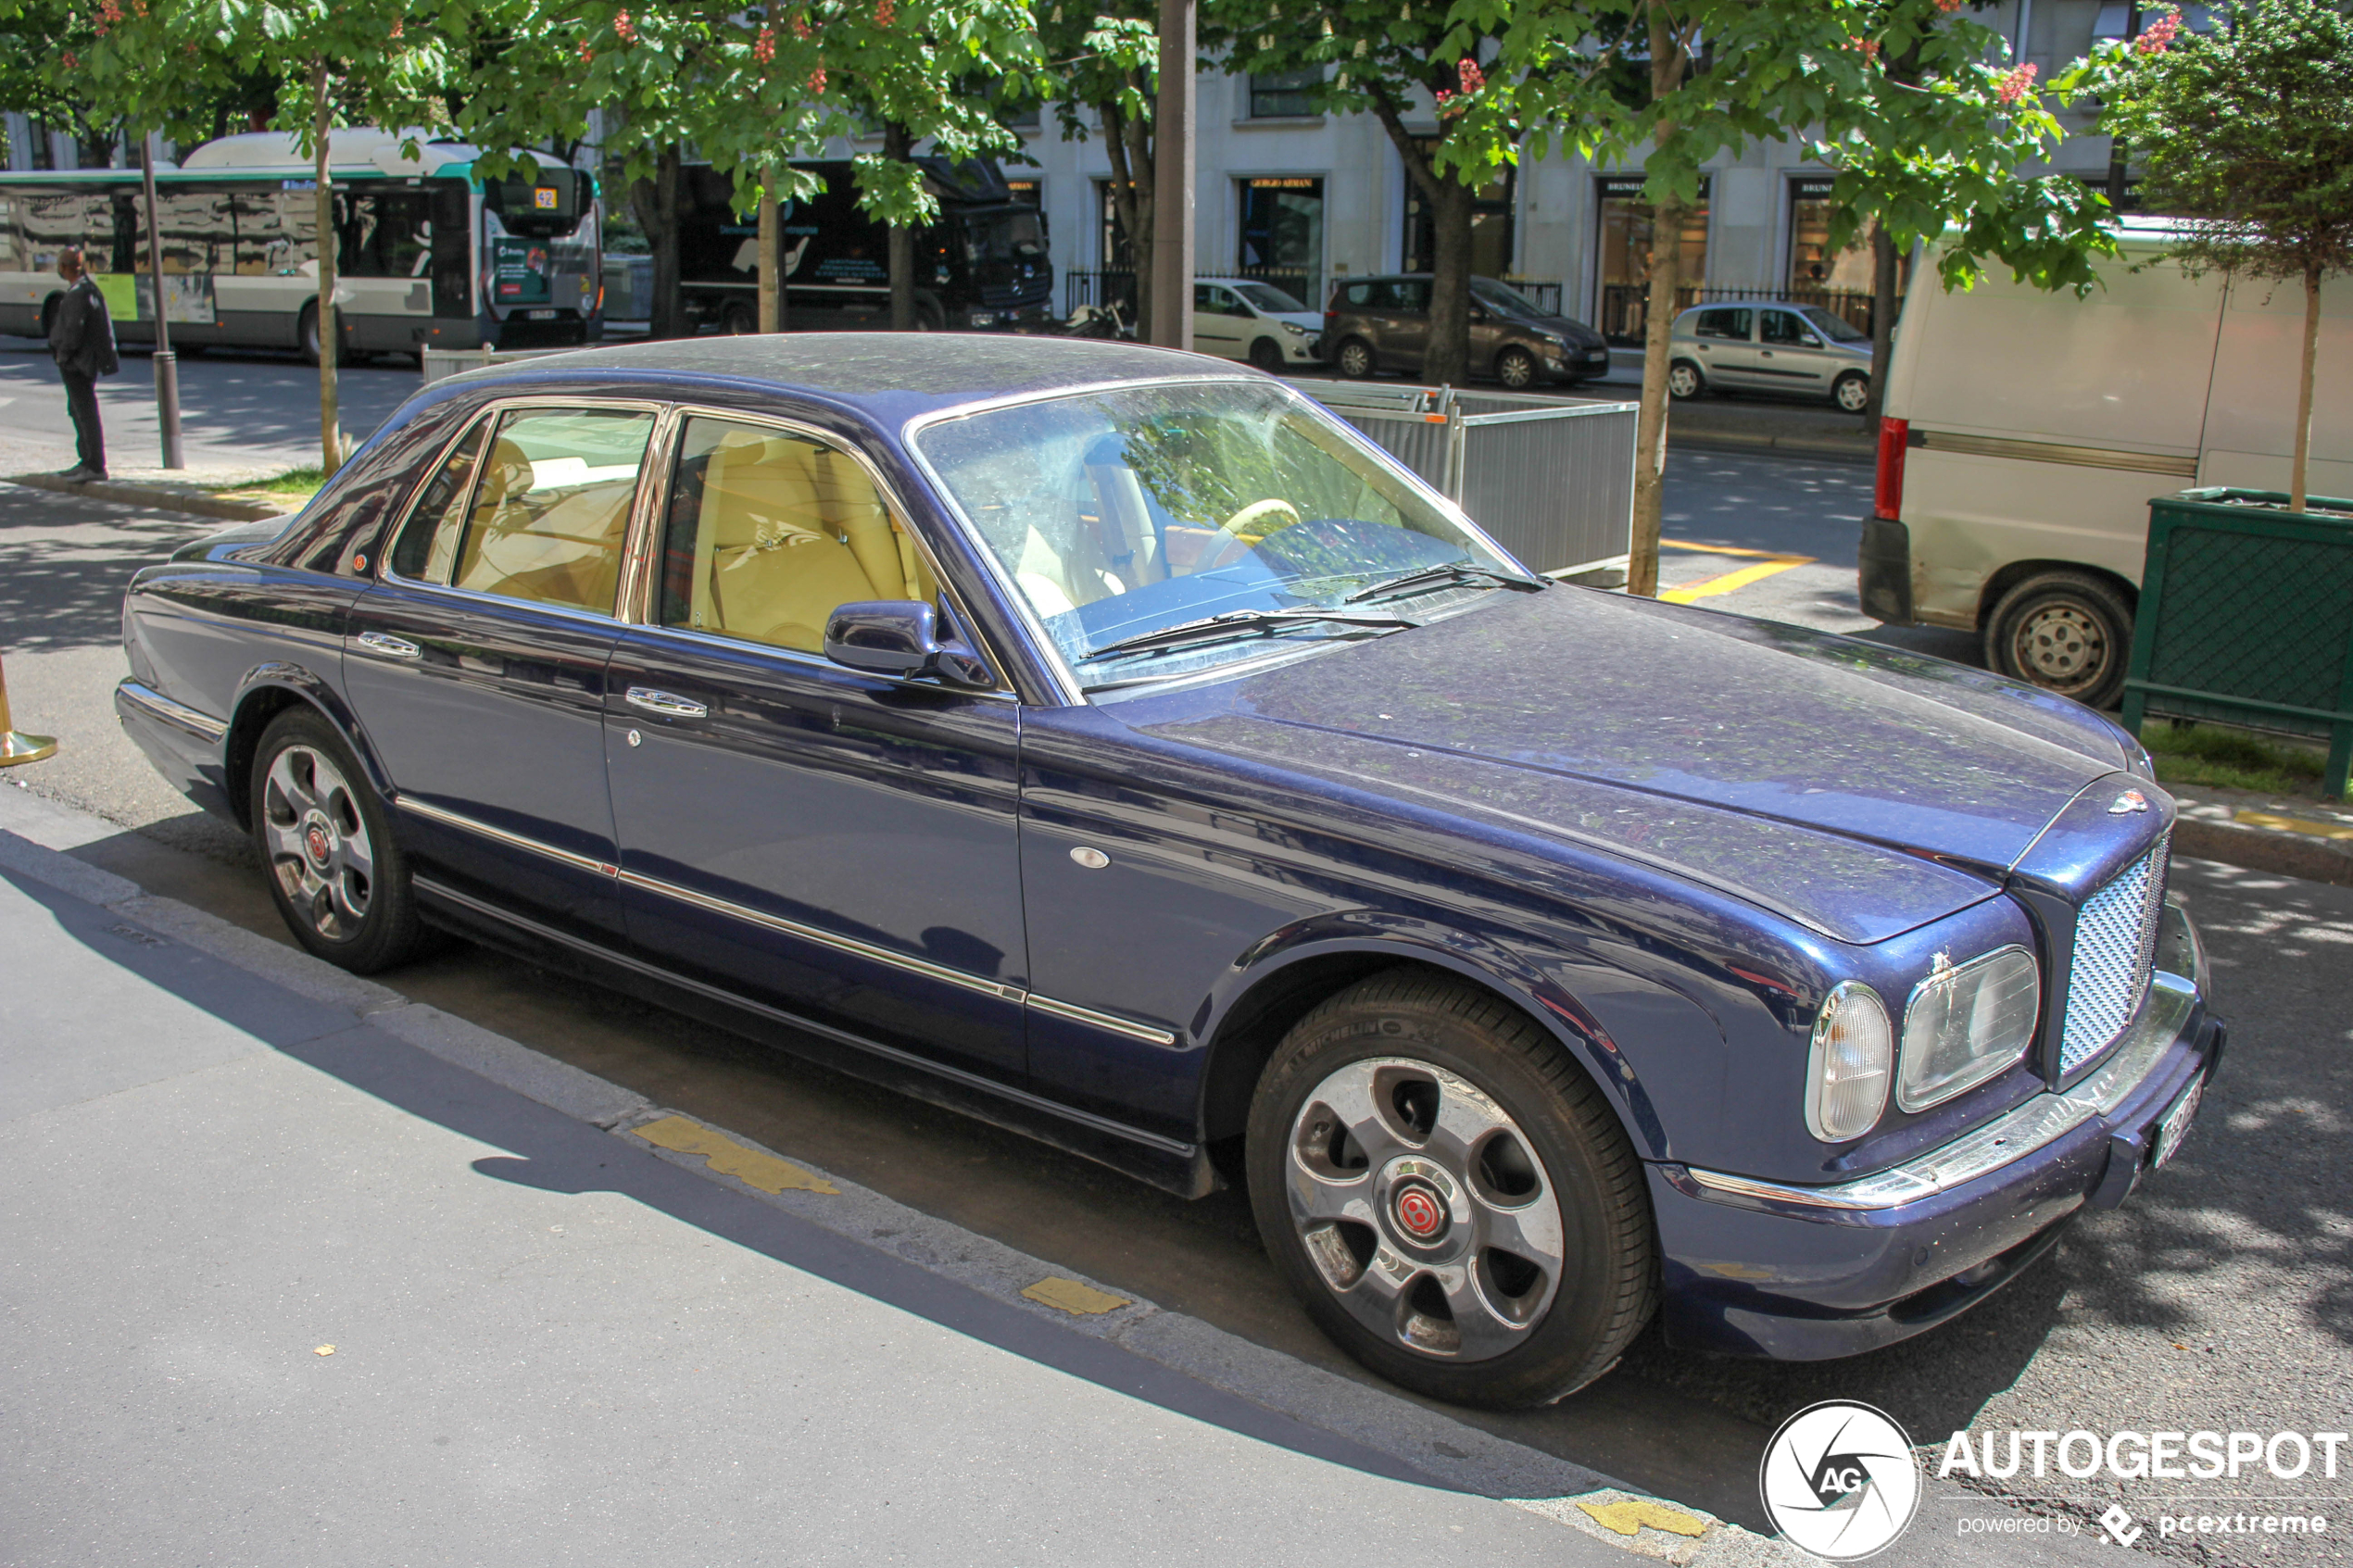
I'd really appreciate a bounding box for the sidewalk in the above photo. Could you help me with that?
[0,784,1798,1568]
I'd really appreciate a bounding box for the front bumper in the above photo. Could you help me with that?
[1652,897,2221,1360]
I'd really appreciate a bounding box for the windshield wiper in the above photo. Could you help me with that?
[1343,561,1546,604]
[1082,608,1416,665]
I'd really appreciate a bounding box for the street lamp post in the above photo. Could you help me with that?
[1150,0,1195,351]
[138,131,184,471]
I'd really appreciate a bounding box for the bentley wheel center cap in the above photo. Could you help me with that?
[1391,1180,1450,1243]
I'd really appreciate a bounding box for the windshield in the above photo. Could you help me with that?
[914,382,1518,689]
[1231,281,1308,314]
[1470,278,1546,317]
[964,207,1046,264]
[1799,306,1869,343]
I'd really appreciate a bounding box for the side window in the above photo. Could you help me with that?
[389,419,491,581]
[1694,307,1752,340]
[1760,309,1805,345]
[655,417,935,655]
[1395,280,1432,313]
[1341,282,1372,309]
[389,407,654,614]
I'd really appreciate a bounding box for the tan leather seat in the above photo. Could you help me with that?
[686,430,920,652]
[455,434,635,612]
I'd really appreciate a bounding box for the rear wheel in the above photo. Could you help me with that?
[1667,359,1705,400]
[1985,570,2135,709]
[250,708,431,973]
[1494,345,1539,390]
[1832,370,1871,414]
[1248,337,1286,372]
[1246,969,1655,1409]
[1333,336,1377,379]
[298,302,322,367]
[722,301,757,335]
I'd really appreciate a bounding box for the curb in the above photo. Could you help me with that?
[1667,428,1875,464]
[2174,815,2353,888]
[7,471,294,521]
[0,783,1794,1568]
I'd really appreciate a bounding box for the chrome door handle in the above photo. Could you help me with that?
[356,631,422,660]
[625,687,709,719]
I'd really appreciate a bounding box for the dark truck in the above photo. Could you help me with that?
[668,157,1051,334]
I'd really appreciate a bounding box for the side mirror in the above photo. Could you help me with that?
[824,600,994,689]
[1800,333,1823,348]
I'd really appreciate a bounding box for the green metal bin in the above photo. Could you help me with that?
[2121,487,2353,799]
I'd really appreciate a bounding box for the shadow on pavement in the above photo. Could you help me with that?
[3,856,1475,1502]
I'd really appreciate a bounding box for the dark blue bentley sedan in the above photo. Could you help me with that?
[114,335,2221,1407]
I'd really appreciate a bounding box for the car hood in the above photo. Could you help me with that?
[1131,588,2138,944]
[1266,309,1324,332]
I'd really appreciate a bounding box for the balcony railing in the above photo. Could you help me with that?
[1598,283,1894,345]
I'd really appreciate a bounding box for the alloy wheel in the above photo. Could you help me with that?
[1667,363,1701,398]
[1283,1057,1566,1361]
[1497,349,1537,390]
[261,745,375,941]
[1337,340,1373,378]
[1834,373,1871,413]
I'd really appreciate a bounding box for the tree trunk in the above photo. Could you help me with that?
[758,167,782,333]
[885,121,916,331]
[1425,181,1475,385]
[1628,7,1692,599]
[633,147,685,340]
[1864,222,1897,427]
[1101,97,1153,331]
[312,59,340,476]
[2293,261,2319,515]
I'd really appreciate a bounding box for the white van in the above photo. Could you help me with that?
[1860,217,2351,708]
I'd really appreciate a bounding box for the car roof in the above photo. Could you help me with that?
[439,333,1240,426]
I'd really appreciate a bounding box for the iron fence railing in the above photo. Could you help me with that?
[1598,283,1895,345]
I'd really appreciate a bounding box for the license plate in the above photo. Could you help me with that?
[2152,1075,2205,1169]
[527,309,557,320]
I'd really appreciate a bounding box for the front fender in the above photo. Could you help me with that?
[1191,910,1694,1165]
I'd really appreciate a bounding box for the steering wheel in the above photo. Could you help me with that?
[1218,497,1302,541]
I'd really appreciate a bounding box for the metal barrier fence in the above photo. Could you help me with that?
[1598,284,1895,345]
[1292,379,1638,578]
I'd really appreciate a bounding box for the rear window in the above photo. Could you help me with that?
[1340,282,1373,307]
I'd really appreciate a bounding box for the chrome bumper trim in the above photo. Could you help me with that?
[115,679,228,744]
[1686,900,2206,1214]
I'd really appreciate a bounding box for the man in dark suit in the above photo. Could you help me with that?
[47,245,120,483]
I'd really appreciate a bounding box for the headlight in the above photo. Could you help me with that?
[1806,982,1893,1142]
[1897,947,2040,1111]
[1280,320,1309,335]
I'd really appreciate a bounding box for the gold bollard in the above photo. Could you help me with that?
[0,650,57,767]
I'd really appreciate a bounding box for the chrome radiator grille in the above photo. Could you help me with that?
[2058,835,2171,1076]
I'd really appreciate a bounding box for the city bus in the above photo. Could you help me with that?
[0,129,601,360]
[654,155,1051,334]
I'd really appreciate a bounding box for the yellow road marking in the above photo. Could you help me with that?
[1576,1498,1709,1538]
[1659,555,1813,603]
[1020,1277,1130,1315]
[2237,809,2353,842]
[632,1115,840,1195]
[1660,538,1803,558]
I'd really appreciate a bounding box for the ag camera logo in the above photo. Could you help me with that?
[1759,1400,1923,1559]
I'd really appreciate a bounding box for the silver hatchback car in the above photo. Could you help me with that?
[1667,302,1875,412]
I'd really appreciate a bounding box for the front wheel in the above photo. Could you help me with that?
[298,303,322,367]
[1333,336,1377,379]
[250,708,432,973]
[1246,970,1655,1409]
[1985,570,2135,709]
[1494,345,1539,391]
[1667,359,1705,400]
[1248,337,1286,372]
[1832,370,1871,414]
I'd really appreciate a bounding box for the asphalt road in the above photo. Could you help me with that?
[5,464,2347,1563]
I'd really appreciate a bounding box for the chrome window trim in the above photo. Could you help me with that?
[598,617,1021,705]
[117,679,228,744]
[375,395,670,621]
[638,403,1013,696]
[1684,902,2203,1215]
[899,374,1526,709]
[1893,943,2040,1113]
[392,795,1175,1046]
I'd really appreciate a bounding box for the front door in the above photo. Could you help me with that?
[1192,283,1248,359]
[1384,278,1433,373]
[1687,306,1758,388]
[602,412,1029,1083]
[344,401,660,941]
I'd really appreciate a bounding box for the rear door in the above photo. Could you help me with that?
[345,401,661,943]
[1689,307,1757,387]
[1384,279,1433,372]
[600,409,1029,1084]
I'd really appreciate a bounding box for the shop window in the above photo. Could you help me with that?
[1402,142,1515,279]
[1593,174,1708,345]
